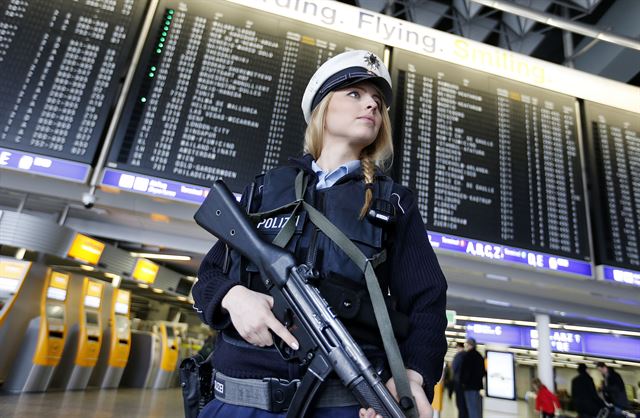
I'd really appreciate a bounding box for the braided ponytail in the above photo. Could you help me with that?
[359,157,375,219]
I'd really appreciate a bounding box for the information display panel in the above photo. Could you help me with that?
[0,0,147,169]
[392,49,591,267]
[466,322,640,362]
[584,102,640,275]
[105,0,385,194]
[485,351,516,400]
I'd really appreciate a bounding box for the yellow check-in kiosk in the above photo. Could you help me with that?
[152,322,180,389]
[432,362,446,418]
[0,257,32,328]
[93,289,132,388]
[50,278,104,391]
[4,270,69,392]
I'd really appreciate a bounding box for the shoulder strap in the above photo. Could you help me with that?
[276,171,416,417]
[301,199,417,418]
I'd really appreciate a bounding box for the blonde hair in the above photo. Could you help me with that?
[303,88,394,219]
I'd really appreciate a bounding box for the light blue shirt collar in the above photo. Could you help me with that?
[312,159,361,190]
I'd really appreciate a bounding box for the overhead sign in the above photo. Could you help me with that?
[466,322,640,361]
[225,0,639,113]
[132,258,159,284]
[67,234,105,265]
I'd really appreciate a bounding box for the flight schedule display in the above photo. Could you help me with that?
[0,0,146,164]
[106,0,384,192]
[584,102,640,271]
[393,49,590,263]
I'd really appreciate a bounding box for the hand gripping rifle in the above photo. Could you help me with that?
[194,180,408,418]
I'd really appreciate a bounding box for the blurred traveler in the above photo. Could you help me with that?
[532,377,561,418]
[451,342,468,418]
[571,363,606,418]
[459,337,485,418]
[596,362,629,416]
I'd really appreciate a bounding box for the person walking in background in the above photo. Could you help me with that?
[571,363,606,418]
[596,362,629,416]
[443,362,453,400]
[459,338,485,418]
[533,377,561,418]
[451,342,468,418]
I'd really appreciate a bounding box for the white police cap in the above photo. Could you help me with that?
[301,50,392,123]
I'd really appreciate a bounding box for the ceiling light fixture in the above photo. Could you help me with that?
[130,252,191,261]
[15,248,27,260]
[469,0,640,52]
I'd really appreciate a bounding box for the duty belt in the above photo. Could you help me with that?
[213,371,358,412]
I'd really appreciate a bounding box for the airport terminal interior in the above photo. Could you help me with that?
[0,0,639,417]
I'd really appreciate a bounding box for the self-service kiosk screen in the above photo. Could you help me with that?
[115,315,130,338]
[85,311,100,326]
[46,304,65,321]
[106,0,385,193]
[391,49,590,263]
[84,295,101,308]
[115,302,129,315]
[47,287,67,301]
[165,326,174,338]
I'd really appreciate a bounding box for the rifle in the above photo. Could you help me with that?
[194,180,409,418]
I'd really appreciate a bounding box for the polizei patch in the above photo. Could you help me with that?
[256,214,302,232]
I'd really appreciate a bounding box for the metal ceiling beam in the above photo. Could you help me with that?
[469,0,640,51]
[572,0,640,82]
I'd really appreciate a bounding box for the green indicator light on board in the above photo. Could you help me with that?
[141,97,147,103]
[168,9,174,14]
[151,66,156,71]
[165,20,171,25]
[167,15,172,20]
[156,48,161,53]
[163,26,169,31]
[160,37,165,42]
[149,72,154,78]
[162,31,167,36]
[158,43,164,48]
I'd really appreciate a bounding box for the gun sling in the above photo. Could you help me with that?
[258,171,417,417]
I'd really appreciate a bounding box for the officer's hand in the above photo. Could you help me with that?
[359,369,433,418]
[221,285,299,350]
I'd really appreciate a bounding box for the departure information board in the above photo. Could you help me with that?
[106,0,384,193]
[584,102,640,272]
[0,0,146,164]
[392,49,590,263]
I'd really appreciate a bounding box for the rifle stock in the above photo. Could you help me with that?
[194,180,294,289]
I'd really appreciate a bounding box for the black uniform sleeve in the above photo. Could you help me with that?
[191,183,255,329]
[388,187,448,397]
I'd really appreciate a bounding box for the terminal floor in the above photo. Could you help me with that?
[0,387,543,418]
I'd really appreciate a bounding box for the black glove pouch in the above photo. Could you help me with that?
[179,352,214,418]
[318,273,410,347]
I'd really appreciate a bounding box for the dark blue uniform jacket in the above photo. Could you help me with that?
[192,154,448,397]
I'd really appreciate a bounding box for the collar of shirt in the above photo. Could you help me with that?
[311,159,361,190]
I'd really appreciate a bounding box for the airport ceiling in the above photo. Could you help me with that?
[344,0,640,87]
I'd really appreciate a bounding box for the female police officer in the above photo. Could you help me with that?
[192,50,447,418]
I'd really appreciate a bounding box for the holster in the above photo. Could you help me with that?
[179,351,214,418]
